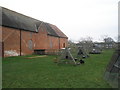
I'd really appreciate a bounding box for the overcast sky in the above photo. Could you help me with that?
[0,0,119,42]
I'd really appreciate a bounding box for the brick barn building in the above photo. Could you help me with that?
[0,7,68,57]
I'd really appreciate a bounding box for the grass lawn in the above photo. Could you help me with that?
[2,49,114,88]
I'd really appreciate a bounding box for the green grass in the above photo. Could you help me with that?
[2,49,114,88]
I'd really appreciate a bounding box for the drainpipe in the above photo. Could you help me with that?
[20,29,21,56]
[59,37,60,49]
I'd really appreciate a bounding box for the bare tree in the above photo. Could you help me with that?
[99,35,108,42]
[78,36,93,54]
[68,39,76,47]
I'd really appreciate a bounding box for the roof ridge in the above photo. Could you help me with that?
[2,7,41,22]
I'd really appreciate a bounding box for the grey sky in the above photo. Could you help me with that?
[0,0,119,42]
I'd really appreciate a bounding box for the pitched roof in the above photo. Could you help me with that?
[49,24,68,38]
[1,7,68,38]
[1,7,41,32]
[44,23,58,37]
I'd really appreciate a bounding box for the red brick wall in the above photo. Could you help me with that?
[47,36,68,49]
[34,24,48,50]
[2,25,68,57]
[59,37,68,49]
[21,31,35,55]
[35,23,68,50]
[2,27,36,57]
[2,27,20,57]
[47,36,59,49]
